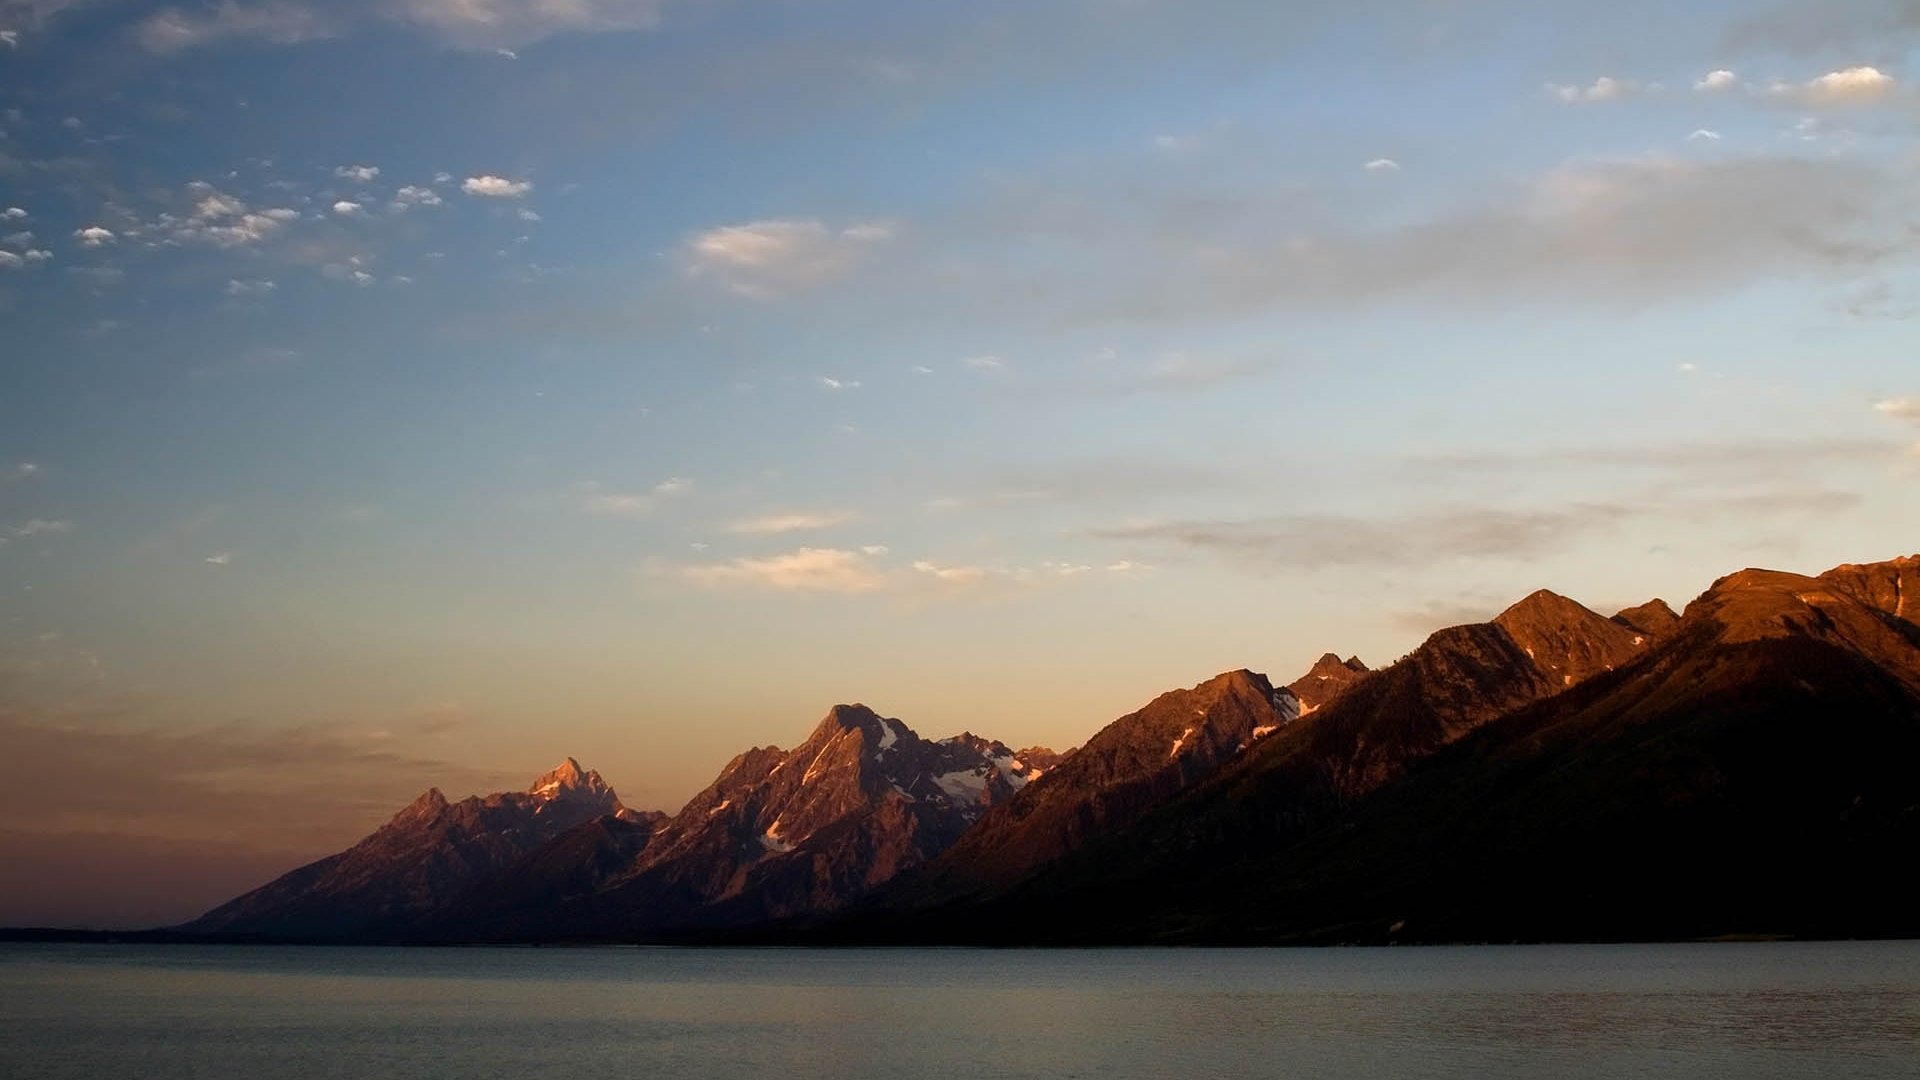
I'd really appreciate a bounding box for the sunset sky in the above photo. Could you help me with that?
[4,0,1919,927]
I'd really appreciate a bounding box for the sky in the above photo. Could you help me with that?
[3,0,1920,927]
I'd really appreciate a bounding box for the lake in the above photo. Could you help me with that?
[2,942,1917,1079]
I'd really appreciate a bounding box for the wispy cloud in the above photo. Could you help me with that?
[678,546,887,593]
[1546,76,1637,103]
[727,511,854,535]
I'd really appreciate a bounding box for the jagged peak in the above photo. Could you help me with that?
[389,786,449,827]
[807,704,920,752]
[527,758,622,810]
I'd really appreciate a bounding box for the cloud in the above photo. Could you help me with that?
[1695,69,1739,92]
[9,518,73,538]
[1687,129,1723,141]
[203,551,233,565]
[392,185,442,208]
[1363,158,1400,172]
[1763,65,1899,106]
[462,174,532,198]
[1876,398,1920,421]
[679,547,887,593]
[910,559,987,585]
[961,354,1005,371]
[576,477,690,518]
[138,1,340,53]
[1089,155,1910,319]
[0,251,20,270]
[224,278,276,296]
[334,164,380,182]
[130,0,678,52]
[1,207,25,220]
[683,218,896,299]
[73,225,115,247]
[331,199,363,216]
[584,492,655,518]
[1089,488,1863,572]
[816,375,860,391]
[1547,76,1635,103]
[728,511,854,535]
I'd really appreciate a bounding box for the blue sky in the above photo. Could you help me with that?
[4,0,1920,925]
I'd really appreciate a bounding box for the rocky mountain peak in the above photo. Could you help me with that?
[1288,652,1372,714]
[1612,599,1680,639]
[1492,589,1645,687]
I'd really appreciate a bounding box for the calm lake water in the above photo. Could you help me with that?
[2,941,1917,1079]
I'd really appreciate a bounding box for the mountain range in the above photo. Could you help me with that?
[177,552,1920,944]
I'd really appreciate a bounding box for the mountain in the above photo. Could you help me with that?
[425,706,1050,939]
[817,555,1920,944]
[1286,653,1370,714]
[184,759,644,938]
[1611,598,1681,639]
[870,669,1298,911]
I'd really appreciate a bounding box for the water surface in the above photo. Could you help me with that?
[3,942,1917,1079]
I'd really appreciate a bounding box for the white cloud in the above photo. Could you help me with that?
[5,231,37,248]
[911,559,988,585]
[683,218,896,298]
[0,30,18,48]
[516,207,541,222]
[392,185,443,208]
[728,511,854,535]
[204,551,234,565]
[961,355,1005,371]
[23,249,51,263]
[463,175,532,198]
[653,477,694,495]
[73,226,115,247]
[224,278,276,296]
[1363,158,1401,172]
[0,251,21,270]
[331,200,363,216]
[1548,76,1634,103]
[680,547,886,593]
[334,164,380,182]
[2,207,27,220]
[816,376,860,391]
[1687,129,1723,141]
[859,545,889,556]
[1875,398,1920,421]
[9,519,73,538]
[1803,65,1897,105]
[12,463,40,480]
[1695,69,1738,92]
[1764,65,1898,106]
